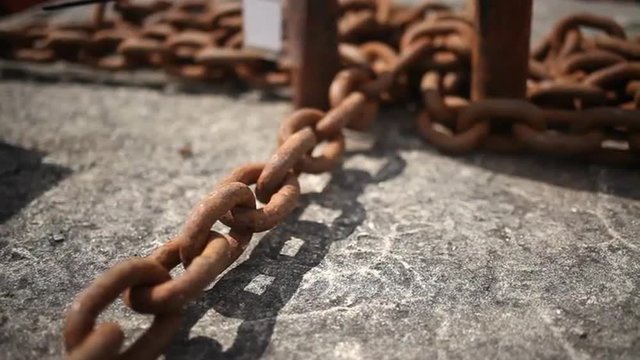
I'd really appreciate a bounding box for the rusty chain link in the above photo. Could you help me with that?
[2,1,634,359]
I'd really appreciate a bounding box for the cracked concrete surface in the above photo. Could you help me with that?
[1,1,640,359]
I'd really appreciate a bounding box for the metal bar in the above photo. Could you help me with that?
[287,0,340,110]
[471,0,533,100]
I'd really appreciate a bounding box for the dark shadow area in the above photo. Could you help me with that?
[0,141,71,224]
[165,137,406,360]
[454,152,640,200]
[384,106,640,201]
[0,63,290,102]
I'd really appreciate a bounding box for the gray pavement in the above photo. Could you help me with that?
[1,1,640,360]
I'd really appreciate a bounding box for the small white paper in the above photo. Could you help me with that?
[243,0,283,54]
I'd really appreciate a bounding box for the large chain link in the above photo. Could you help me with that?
[3,1,636,359]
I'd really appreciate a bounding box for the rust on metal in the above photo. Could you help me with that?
[471,0,532,100]
[220,163,301,232]
[288,0,340,109]
[178,182,256,265]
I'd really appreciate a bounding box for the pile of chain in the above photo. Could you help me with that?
[416,13,640,164]
[0,0,294,86]
[0,0,441,87]
[2,1,634,359]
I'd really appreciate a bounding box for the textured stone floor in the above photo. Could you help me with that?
[1,1,640,360]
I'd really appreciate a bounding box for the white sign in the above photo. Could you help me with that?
[242,0,283,54]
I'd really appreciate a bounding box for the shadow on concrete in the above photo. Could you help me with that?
[385,107,640,201]
[0,63,290,102]
[164,139,406,360]
[453,152,640,200]
[0,142,71,224]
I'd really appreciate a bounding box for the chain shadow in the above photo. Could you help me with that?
[453,152,640,200]
[164,139,406,360]
[383,106,640,201]
[0,141,71,224]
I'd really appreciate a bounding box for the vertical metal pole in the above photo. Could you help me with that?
[287,0,340,110]
[471,0,532,100]
[465,0,475,19]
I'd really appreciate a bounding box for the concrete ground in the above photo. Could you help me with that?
[1,1,640,359]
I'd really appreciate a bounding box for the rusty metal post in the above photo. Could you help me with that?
[287,0,340,110]
[465,0,475,18]
[471,0,532,100]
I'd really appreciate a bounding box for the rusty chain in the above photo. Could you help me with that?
[0,0,423,86]
[415,12,639,165]
[0,1,637,359]
[62,43,406,360]
[60,2,421,355]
